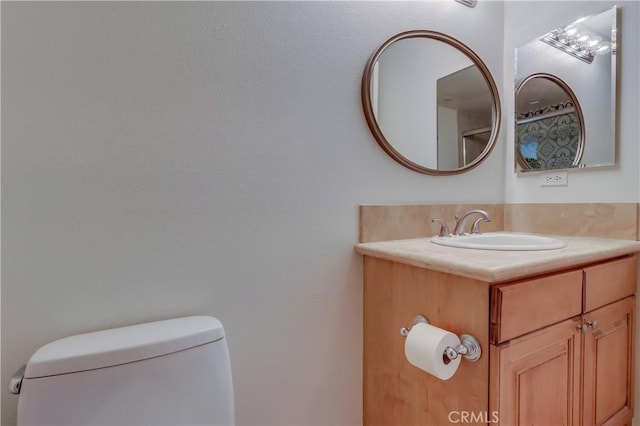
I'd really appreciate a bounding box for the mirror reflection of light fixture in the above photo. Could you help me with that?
[540,24,611,64]
[455,0,477,8]
[514,5,617,173]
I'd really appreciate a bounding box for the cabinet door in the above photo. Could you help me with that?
[582,296,635,426]
[490,318,582,426]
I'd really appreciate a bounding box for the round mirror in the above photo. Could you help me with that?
[361,30,501,175]
[515,73,585,171]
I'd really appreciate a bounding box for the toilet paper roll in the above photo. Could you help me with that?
[404,322,462,380]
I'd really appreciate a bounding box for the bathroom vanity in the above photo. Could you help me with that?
[356,235,639,426]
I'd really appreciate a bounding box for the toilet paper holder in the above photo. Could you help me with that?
[400,315,481,362]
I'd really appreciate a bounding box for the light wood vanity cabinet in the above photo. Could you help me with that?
[362,253,637,426]
[490,256,636,426]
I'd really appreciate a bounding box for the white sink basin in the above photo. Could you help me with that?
[431,232,566,251]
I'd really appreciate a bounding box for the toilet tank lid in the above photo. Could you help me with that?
[24,316,226,378]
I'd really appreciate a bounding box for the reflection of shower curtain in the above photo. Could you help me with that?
[517,112,580,170]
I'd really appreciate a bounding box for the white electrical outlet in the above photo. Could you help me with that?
[541,172,568,187]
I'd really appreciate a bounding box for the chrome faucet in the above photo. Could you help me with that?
[452,210,491,235]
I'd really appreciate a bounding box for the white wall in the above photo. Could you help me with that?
[504,0,639,203]
[1,2,505,425]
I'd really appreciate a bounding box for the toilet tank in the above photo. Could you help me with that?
[16,316,234,426]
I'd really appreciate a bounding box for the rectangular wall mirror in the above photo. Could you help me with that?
[514,6,617,173]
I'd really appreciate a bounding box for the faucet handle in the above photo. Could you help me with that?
[431,218,451,237]
[470,216,491,234]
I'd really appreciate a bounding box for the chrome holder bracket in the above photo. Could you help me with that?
[444,334,482,362]
[400,315,428,337]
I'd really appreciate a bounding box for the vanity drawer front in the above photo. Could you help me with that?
[491,270,583,344]
[583,255,636,313]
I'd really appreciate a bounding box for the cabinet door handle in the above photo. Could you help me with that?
[577,324,588,333]
[587,320,598,330]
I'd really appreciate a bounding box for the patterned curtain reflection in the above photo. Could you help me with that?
[517,111,580,170]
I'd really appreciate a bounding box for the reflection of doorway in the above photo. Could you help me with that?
[461,127,491,167]
[438,65,493,169]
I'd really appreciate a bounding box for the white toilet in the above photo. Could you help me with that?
[9,316,234,425]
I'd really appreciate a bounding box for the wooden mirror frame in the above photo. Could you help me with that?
[361,30,501,175]
[515,73,585,172]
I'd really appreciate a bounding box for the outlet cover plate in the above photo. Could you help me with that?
[541,172,568,186]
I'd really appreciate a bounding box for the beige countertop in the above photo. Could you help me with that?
[355,234,640,283]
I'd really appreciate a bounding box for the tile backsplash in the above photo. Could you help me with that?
[360,203,639,243]
[504,203,638,240]
[359,204,504,243]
